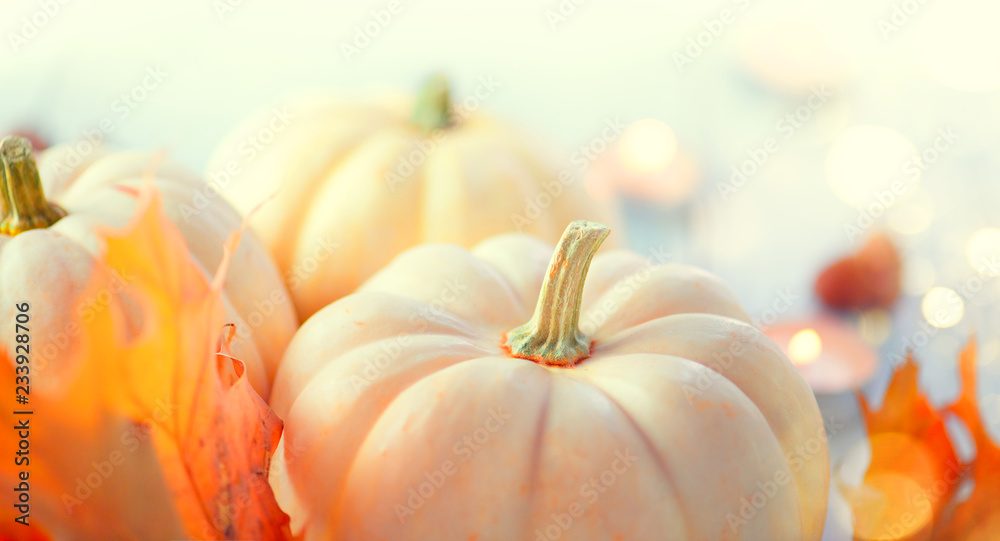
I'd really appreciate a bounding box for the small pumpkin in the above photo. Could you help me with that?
[814,232,901,310]
[270,221,829,540]
[207,75,620,320]
[0,136,297,398]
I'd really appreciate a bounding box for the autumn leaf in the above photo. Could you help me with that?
[0,520,51,541]
[931,342,1000,540]
[843,341,1000,541]
[0,183,289,540]
[842,353,962,541]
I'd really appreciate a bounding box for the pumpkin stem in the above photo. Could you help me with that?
[410,73,452,133]
[503,221,610,367]
[0,135,66,236]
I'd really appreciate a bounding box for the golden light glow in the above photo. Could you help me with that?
[850,433,939,541]
[622,150,701,205]
[826,126,919,208]
[617,119,677,175]
[966,227,1000,276]
[922,287,964,328]
[788,328,822,365]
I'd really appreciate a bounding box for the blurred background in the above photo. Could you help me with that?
[3,0,1000,538]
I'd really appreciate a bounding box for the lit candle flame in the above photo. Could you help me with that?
[788,328,822,366]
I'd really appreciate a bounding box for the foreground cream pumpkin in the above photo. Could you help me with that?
[0,136,297,398]
[207,75,619,320]
[270,221,830,540]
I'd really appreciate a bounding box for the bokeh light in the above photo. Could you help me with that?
[584,121,699,206]
[922,287,964,328]
[851,472,934,541]
[846,432,944,541]
[788,328,822,365]
[966,227,1000,276]
[635,150,701,206]
[617,119,677,175]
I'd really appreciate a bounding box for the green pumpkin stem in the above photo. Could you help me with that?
[503,221,610,367]
[410,73,453,133]
[0,136,66,236]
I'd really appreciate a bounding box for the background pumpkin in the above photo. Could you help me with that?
[269,221,829,540]
[0,136,297,399]
[207,75,620,321]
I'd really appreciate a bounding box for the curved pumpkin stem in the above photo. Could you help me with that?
[503,221,610,367]
[410,73,452,133]
[0,136,66,236]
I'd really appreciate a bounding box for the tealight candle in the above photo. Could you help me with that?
[765,316,878,393]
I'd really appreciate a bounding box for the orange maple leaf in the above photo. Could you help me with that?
[0,184,289,540]
[842,353,963,541]
[844,341,1000,541]
[931,342,1000,540]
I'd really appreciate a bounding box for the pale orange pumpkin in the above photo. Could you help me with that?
[207,75,620,321]
[270,221,830,540]
[0,136,297,398]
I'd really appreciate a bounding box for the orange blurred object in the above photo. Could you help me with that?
[934,342,1000,540]
[843,354,958,540]
[0,185,289,539]
[815,233,901,310]
[842,341,1000,540]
